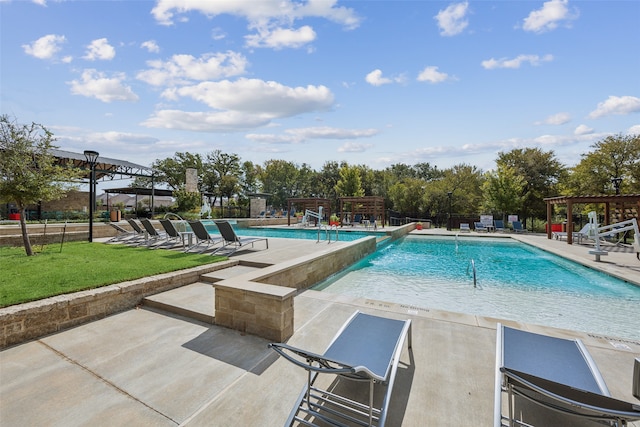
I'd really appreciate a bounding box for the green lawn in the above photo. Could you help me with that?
[0,242,225,308]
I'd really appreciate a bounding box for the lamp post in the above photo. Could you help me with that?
[611,177,622,195]
[447,191,453,231]
[84,150,99,242]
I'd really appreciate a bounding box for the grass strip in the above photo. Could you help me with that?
[0,242,225,307]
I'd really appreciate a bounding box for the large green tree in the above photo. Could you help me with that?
[260,159,301,208]
[481,165,526,219]
[335,164,365,198]
[388,177,427,217]
[0,115,83,255]
[152,152,203,190]
[496,148,565,223]
[565,133,640,195]
[203,150,241,210]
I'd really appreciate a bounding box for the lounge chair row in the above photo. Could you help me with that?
[269,312,640,426]
[458,220,527,233]
[108,218,268,256]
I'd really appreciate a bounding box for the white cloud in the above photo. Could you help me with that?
[141,110,272,132]
[574,124,593,135]
[136,51,248,86]
[83,38,115,61]
[536,112,571,125]
[141,40,160,53]
[365,69,391,86]
[628,124,640,135]
[68,69,139,103]
[338,142,374,153]
[481,54,553,69]
[211,27,226,40]
[434,2,469,37]
[32,0,46,5]
[151,0,360,30]
[246,127,379,144]
[22,34,66,59]
[365,69,407,87]
[417,66,451,84]
[166,78,334,116]
[522,0,578,33]
[143,78,334,132]
[245,25,316,49]
[588,95,640,119]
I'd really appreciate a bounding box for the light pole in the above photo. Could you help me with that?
[611,177,622,195]
[447,191,453,231]
[84,150,99,242]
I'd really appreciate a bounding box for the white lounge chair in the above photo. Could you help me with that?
[553,223,594,243]
[270,311,412,427]
[494,323,640,427]
[460,223,471,233]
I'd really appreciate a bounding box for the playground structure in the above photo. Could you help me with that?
[585,211,640,261]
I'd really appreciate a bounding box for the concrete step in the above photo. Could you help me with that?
[142,282,215,324]
[200,264,263,283]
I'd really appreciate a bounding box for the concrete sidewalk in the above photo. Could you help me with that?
[1,231,639,426]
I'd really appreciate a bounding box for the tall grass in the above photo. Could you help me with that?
[0,242,224,307]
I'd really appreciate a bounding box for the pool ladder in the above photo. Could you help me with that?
[466,259,477,288]
[317,224,339,243]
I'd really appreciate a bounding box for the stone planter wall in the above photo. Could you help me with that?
[0,261,237,349]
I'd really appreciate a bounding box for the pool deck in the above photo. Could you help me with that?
[1,229,639,426]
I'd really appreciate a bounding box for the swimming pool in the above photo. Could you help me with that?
[313,235,640,341]
[200,221,374,242]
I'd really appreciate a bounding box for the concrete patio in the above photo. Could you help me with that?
[1,230,639,426]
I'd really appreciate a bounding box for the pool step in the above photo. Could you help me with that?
[200,264,263,283]
[142,263,267,323]
[143,282,215,324]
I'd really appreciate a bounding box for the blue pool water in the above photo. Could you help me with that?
[200,221,373,242]
[313,235,640,341]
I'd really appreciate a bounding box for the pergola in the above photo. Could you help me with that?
[544,194,640,244]
[51,149,153,181]
[286,198,331,226]
[338,196,385,227]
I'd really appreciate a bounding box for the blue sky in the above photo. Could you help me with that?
[2,0,639,179]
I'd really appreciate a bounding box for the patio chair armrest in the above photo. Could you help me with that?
[268,343,356,375]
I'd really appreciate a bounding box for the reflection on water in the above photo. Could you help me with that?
[314,235,640,341]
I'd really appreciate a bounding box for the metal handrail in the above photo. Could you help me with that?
[466,259,477,288]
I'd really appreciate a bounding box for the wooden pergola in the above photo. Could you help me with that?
[338,196,385,227]
[286,198,331,226]
[544,194,640,244]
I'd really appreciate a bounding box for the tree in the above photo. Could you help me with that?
[260,159,301,208]
[496,148,565,223]
[564,133,640,195]
[334,164,365,198]
[388,177,426,217]
[204,150,241,210]
[152,152,203,190]
[413,162,443,181]
[481,165,526,219]
[0,115,83,255]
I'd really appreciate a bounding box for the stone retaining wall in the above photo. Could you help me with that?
[213,237,378,342]
[0,261,238,349]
